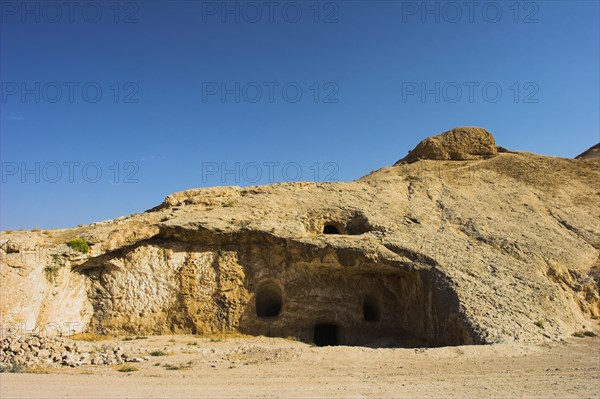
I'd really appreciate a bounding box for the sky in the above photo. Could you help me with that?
[1,0,599,230]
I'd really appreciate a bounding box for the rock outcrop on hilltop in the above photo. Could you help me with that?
[396,127,498,164]
[576,143,600,161]
[1,128,599,350]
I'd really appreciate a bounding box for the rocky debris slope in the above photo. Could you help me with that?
[1,127,598,348]
[396,127,498,163]
[0,334,148,370]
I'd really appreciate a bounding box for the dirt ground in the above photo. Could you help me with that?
[1,335,599,398]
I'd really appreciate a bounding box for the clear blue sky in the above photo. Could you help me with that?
[1,0,598,230]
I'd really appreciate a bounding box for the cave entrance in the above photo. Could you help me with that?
[323,224,340,234]
[255,285,282,318]
[314,324,339,346]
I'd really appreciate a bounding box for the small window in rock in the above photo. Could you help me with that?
[323,224,340,234]
[255,285,282,318]
[363,298,380,322]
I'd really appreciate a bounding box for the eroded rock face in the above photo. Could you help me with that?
[1,127,599,347]
[396,127,498,163]
[0,247,93,335]
[78,234,476,346]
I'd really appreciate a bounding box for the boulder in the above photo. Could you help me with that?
[396,127,498,164]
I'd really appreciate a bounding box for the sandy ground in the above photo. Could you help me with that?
[1,335,599,398]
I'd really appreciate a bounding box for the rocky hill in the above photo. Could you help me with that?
[1,127,598,347]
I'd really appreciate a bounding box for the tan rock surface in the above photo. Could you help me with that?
[395,126,498,163]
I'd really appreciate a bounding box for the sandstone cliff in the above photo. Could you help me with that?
[1,127,599,347]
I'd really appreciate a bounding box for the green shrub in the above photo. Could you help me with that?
[43,264,60,282]
[163,362,192,370]
[124,336,147,341]
[66,238,90,254]
[149,350,167,356]
[43,254,64,283]
[534,320,545,329]
[117,365,138,372]
[0,364,25,373]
